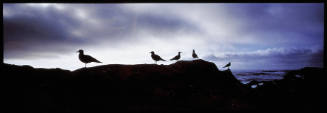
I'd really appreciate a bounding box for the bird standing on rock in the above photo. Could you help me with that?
[77,49,102,68]
[170,52,182,61]
[192,49,198,59]
[150,51,166,64]
[223,62,231,69]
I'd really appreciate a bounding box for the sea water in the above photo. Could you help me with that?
[231,69,288,84]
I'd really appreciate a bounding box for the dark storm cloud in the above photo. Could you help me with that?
[4,4,88,59]
[225,3,324,47]
[136,14,199,34]
[65,4,137,42]
[3,4,198,59]
[81,4,199,40]
[228,4,323,32]
[3,3,324,71]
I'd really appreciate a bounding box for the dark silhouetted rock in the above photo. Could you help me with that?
[246,67,325,113]
[3,62,321,112]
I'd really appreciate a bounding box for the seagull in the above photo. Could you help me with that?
[170,52,182,61]
[77,49,102,68]
[192,49,198,59]
[223,62,231,69]
[150,51,166,64]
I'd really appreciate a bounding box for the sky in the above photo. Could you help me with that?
[3,3,324,71]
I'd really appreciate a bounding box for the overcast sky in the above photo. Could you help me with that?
[3,3,324,71]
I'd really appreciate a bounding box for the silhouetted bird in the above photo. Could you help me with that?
[77,49,102,68]
[223,62,231,69]
[170,52,182,61]
[192,49,198,59]
[150,51,166,64]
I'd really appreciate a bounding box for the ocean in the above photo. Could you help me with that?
[231,69,290,84]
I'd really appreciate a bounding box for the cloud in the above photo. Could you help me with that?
[3,4,89,59]
[3,3,324,70]
[3,4,200,59]
[204,48,323,70]
[227,3,324,47]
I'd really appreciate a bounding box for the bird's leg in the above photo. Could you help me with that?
[85,63,86,68]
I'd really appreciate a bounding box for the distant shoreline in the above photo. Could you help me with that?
[233,69,292,84]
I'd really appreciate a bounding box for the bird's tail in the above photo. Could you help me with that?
[161,59,166,61]
[96,61,102,63]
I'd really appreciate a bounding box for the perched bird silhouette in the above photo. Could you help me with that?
[77,49,102,68]
[150,51,166,64]
[192,49,198,59]
[223,62,231,69]
[170,52,182,61]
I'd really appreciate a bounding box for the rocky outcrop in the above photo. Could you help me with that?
[3,60,323,112]
[3,60,248,112]
[245,67,325,113]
